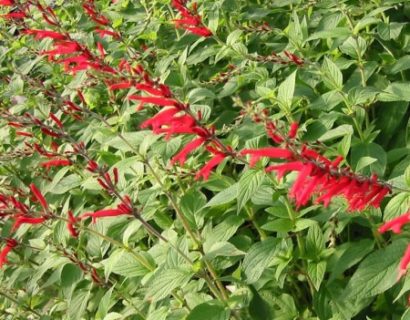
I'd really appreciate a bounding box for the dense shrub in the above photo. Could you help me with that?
[1,0,410,319]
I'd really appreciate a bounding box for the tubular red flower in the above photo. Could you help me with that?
[171,137,206,166]
[67,210,79,238]
[399,244,410,279]
[140,108,179,130]
[129,95,178,107]
[109,81,133,90]
[379,212,410,234]
[265,161,304,178]
[0,0,14,6]
[288,122,299,139]
[80,208,132,223]
[240,147,294,167]
[49,112,63,128]
[184,26,212,37]
[24,29,66,40]
[41,127,60,138]
[1,11,26,19]
[95,29,120,38]
[135,83,170,97]
[0,239,18,269]
[12,215,46,232]
[30,183,48,211]
[16,131,33,137]
[40,159,72,168]
[195,149,227,180]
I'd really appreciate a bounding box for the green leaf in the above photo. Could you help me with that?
[329,239,375,282]
[147,268,193,302]
[237,170,264,213]
[69,289,91,320]
[379,83,410,102]
[306,27,350,41]
[345,240,407,300]
[204,241,245,260]
[205,183,238,207]
[351,142,387,176]
[226,30,243,46]
[384,193,410,221]
[187,302,230,320]
[249,286,273,320]
[306,223,325,258]
[277,71,296,111]
[60,264,82,288]
[50,174,81,194]
[322,58,343,90]
[243,238,279,284]
[318,124,353,142]
[308,261,327,291]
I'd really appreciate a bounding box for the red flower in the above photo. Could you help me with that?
[24,29,66,40]
[16,131,33,137]
[171,137,206,166]
[240,147,294,167]
[399,244,410,279]
[378,212,410,234]
[184,26,212,37]
[42,41,81,58]
[128,96,178,108]
[1,11,26,19]
[80,207,132,223]
[12,215,46,232]
[195,148,227,180]
[67,210,79,238]
[171,0,212,37]
[49,112,63,128]
[265,161,304,179]
[0,239,18,269]
[30,183,48,211]
[135,83,171,97]
[109,81,133,91]
[95,29,120,38]
[0,0,14,6]
[288,122,299,139]
[140,107,179,131]
[40,159,72,168]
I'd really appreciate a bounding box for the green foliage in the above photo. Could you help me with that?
[0,0,410,319]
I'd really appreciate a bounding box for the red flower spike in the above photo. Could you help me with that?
[399,244,410,280]
[12,216,46,232]
[265,161,304,179]
[95,29,120,38]
[113,168,119,184]
[240,147,294,167]
[1,12,26,19]
[80,208,132,223]
[0,239,18,269]
[0,0,14,6]
[195,150,227,181]
[129,95,178,107]
[16,131,33,137]
[67,210,79,238]
[40,159,72,168]
[184,26,212,37]
[87,160,99,172]
[49,112,63,128]
[171,137,206,166]
[30,183,48,211]
[41,127,60,138]
[288,122,299,139]
[24,29,66,40]
[109,81,133,91]
[97,42,105,59]
[140,108,179,130]
[378,212,410,234]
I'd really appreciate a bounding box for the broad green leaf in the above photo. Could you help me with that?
[345,240,407,300]
[318,124,353,142]
[237,170,265,213]
[69,289,91,320]
[384,193,410,221]
[205,183,238,207]
[277,71,296,111]
[187,302,230,320]
[147,268,193,302]
[351,143,387,176]
[322,58,343,90]
[204,241,245,260]
[243,238,279,283]
[61,264,82,288]
[308,261,327,291]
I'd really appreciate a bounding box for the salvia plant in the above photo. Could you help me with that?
[0,0,410,319]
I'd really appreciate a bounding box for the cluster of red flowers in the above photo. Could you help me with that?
[241,122,391,211]
[171,0,212,37]
[0,0,27,20]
